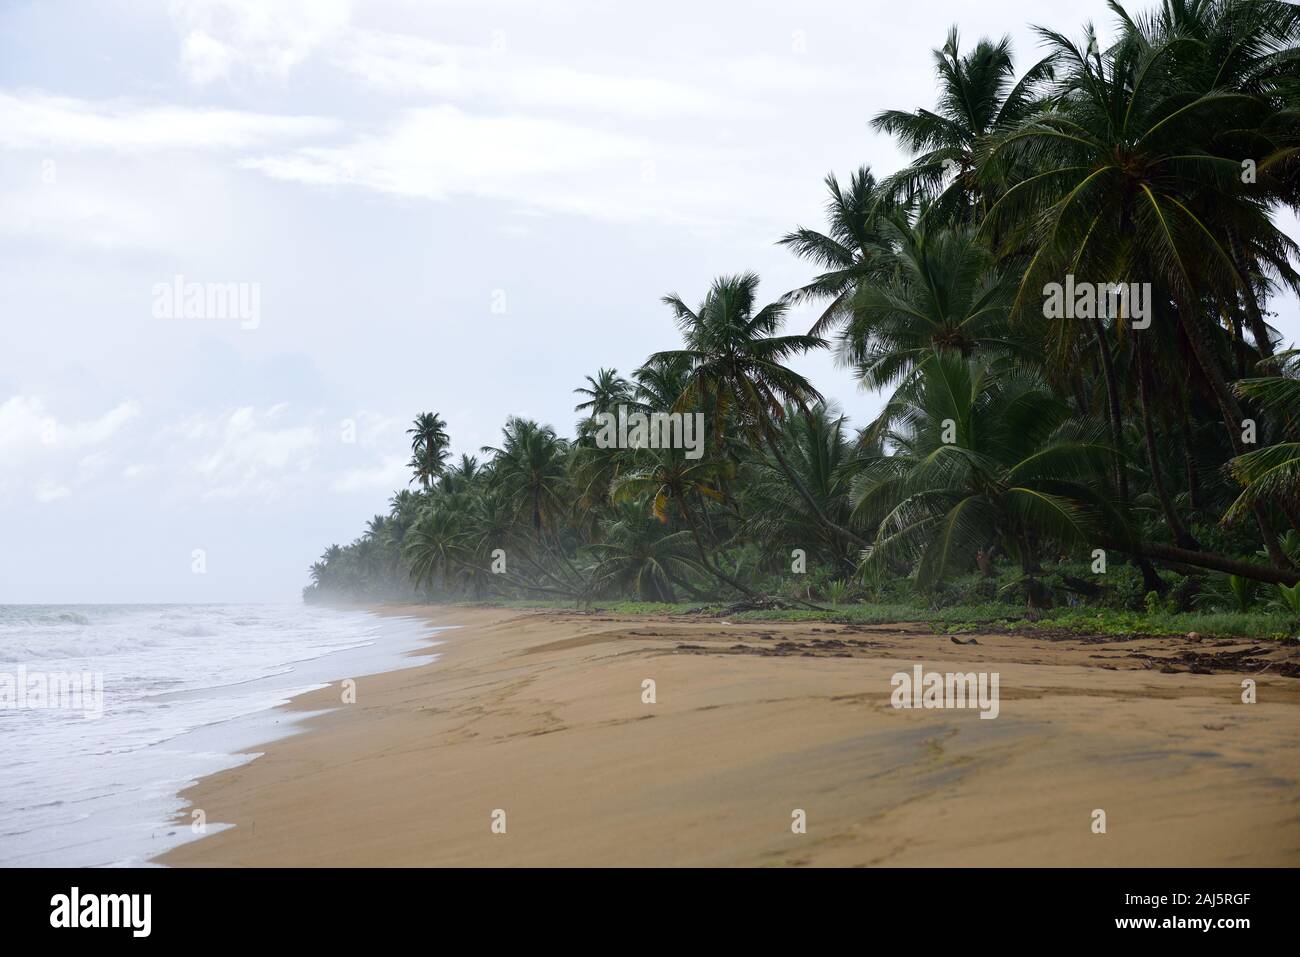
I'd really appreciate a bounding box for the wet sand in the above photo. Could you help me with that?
[158,606,1300,866]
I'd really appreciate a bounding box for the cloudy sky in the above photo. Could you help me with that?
[2,0,1296,602]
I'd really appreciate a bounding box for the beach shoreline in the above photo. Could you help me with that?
[156,604,1300,867]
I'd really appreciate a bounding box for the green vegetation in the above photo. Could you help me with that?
[306,0,1300,641]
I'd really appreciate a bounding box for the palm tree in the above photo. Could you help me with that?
[1228,350,1300,524]
[1118,0,1300,359]
[404,504,473,594]
[407,412,450,489]
[574,368,632,416]
[482,417,570,534]
[778,167,899,336]
[436,454,481,495]
[840,216,1030,407]
[981,15,1296,567]
[649,273,869,549]
[747,404,862,577]
[852,351,1115,603]
[611,442,754,597]
[872,27,1056,222]
[585,501,707,602]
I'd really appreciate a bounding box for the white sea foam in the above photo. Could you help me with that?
[0,604,443,867]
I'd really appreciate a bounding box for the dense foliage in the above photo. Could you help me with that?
[306,0,1300,624]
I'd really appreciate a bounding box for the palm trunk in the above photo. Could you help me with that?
[679,500,759,598]
[1137,348,1198,549]
[1092,318,1165,587]
[1180,399,1200,511]
[760,420,869,549]
[1174,303,1289,569]
[1226,226,1275,359]
[1090,316,1130,503]
[1097,535,1298,586]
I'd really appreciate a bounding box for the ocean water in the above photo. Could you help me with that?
[0,603,444,867]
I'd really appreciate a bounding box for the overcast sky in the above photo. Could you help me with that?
[2,0,1296,603]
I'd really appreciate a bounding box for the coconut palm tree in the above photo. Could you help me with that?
[1116,0,1300,359]
[407,412,450,489]
[649,273,869,549]
[574,368,633,416]
[610,441,753,597]
[584,501,707,602]
[778,166,900,336]
[852,351,1115,603]
[746,403,862,577]
[482,417,571,534]
[1228,350,1300,523]
[872,27,1056,222]
[840,216,1030,406]
[981,16,1296,567]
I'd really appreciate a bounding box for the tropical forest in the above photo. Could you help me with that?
[305,0,1300,639]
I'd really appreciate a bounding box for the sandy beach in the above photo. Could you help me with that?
[158,607,1300,867]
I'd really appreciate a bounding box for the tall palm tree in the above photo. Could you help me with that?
[982,16,1295,567]
[573,368,633,416]
[747,403,861,577]
[649,273,869,549]
[872,27,1056,222]
[611,442,754,597]
[481,417,588,594]
[407,412,450,489]
[436,453,481,495]
[1117,0,1300,359]
[1228,350,1300,524]
[778,166,899,336]
[482,417,571,534]
[840,215,1030,405]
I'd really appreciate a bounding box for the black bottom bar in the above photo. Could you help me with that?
[0,867,1292,943]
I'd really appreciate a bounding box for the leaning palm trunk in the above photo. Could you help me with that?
[1174,304,1289,569]
[1098,535,1298,587]
[1226,226,1275,359]
[677,500,760,599]
[759,419,870,550]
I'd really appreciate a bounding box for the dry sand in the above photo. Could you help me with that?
[158,606,1300,867]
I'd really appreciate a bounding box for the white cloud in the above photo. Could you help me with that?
[0,393,418,507]
[180,30,241,84]
[0,396,141,504]
[332,453,410,492]
[169,0,352,84]
[0,91,338,152]
[0,396,141,463]
[34,482,71,504]
[347,409,404,450]
[238,105,782,227]
[164,405,320,501]
[333,30,734,118]
[241,105,648,200]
